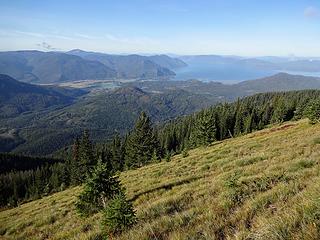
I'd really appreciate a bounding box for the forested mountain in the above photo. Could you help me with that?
[0,74,86,118]
[2,73,320,155]
[235,72,320,93]
[0,86,213,155]
[0,51,117,83]
[67,49,177,79]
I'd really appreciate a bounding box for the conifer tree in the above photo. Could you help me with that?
[70,137,81,185]
[78,130,95,182]
[101,192,136,235]
[125,112,160,168]
[193,111,216,146]
[305,99,320,124]
[111,133,124,171]
[75,160,122,216]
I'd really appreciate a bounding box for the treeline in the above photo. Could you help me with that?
[67,90,320,178]
[2,90,320,208]
[0,153,62,174]
[157,90,320,153]
[0,162,67,207]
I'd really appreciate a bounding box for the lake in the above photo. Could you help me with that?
[174,62,320,83]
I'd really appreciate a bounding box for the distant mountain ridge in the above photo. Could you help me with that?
[0,51,117,83]
[0,50,183,84]
[179,54,320,73]
[67,49,181,79]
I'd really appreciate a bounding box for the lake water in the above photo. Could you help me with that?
[174,63,320,83]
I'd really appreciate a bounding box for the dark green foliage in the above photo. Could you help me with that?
[78,130,95,181]
[0,153,62,174]
[157,90,320,154]
[304,100,320,124]
[192,110,216,146]
[125,112,160,169]
[0,162,68,207]
[0,74,85,118]
[1,86,212,156]
[101,192,136,235]
[75,160,122,217]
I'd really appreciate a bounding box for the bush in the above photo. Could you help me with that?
[101,192,136,235]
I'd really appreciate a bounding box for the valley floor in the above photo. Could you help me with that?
[1,119,320,239]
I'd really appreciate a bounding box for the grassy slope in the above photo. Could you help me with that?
[1,119,320,240]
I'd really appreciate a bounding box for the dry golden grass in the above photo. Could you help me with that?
[1,119,320,239]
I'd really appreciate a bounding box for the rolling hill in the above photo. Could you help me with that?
[235,72,320,93]
[1,119,319,239]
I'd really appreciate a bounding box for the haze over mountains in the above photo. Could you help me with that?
[1,50,320,84]
[0,50,183,84]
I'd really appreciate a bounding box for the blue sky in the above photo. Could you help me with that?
[0,0,319,56]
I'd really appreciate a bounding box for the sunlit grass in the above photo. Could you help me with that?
[1,119,320,239]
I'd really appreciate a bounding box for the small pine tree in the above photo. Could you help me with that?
[101,192,136,236]
[75,160,122,217]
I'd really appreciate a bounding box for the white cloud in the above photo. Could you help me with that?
[36,42,56,50]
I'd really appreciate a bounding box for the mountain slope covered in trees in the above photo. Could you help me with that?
[0,86,213,155]
[1,118,320,239]
[0,74,86,118]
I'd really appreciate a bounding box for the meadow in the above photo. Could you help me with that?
[1,119,320,240]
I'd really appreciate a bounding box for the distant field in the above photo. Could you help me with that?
[51,79,139,90]
[1,119,320,239]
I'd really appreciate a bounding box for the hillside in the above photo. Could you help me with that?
[0,74,86,118]
[0,87,213,155]
[236,72,320,93]
[1,119,319,239]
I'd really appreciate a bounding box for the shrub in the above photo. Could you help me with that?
[101,192,136,235]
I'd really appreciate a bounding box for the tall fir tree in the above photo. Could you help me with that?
[78,130,95,183]
[112,133,124,172]
[70,137,81,185]
[192,110,217,146]
[125,112,160,169]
